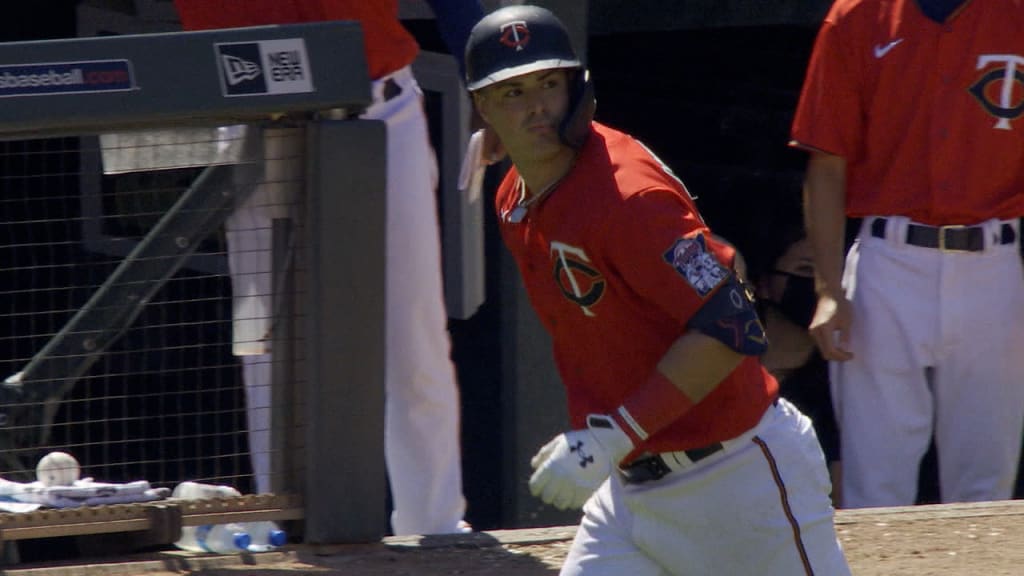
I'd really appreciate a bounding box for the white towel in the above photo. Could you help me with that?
[0,477,169,511]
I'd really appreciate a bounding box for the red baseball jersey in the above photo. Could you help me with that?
[790,0,1024,225]
[496,122,778,452]
[174,0,418,80]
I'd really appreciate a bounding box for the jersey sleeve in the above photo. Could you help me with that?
[790,10,864,159]
[601,188,736,329]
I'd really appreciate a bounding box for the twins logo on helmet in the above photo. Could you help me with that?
[500,21,530,51]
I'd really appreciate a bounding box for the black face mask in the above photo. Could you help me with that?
[769,270,817,329]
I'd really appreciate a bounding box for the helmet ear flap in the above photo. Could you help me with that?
[559,69,596,150]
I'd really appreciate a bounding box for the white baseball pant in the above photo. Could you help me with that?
[225,126,302,496]
[833,216,1024,508]
[560,399,850,576]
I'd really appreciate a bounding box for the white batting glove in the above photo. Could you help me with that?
[527,416,637,510]
[528,430,611,510]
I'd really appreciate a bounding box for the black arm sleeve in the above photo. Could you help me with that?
[685,273,768,356]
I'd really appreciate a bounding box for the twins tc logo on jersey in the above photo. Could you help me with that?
[663,234,728,297]
[500,21,530,51]
[551,241,605,317]
[969,54,1024,130]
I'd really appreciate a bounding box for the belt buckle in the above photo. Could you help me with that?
[938,224,968,252]
[619,455,671,484]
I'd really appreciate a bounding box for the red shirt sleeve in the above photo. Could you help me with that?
[790,11,865,160]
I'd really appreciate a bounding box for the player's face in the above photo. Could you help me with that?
[758,237,817,329]
[775,236,812,273]
[760,238,814,300]
[473,69,571,162]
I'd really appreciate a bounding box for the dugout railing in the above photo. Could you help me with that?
[0,21,391,557]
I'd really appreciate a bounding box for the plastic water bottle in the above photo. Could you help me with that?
[175,523,251,553]
[243,520,288,552]
[172,480,243,500]
[172,481,248,553]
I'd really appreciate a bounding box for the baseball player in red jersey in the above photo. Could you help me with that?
[791,0,1024,508]
[466,6,851,575]
[173,0,482,535]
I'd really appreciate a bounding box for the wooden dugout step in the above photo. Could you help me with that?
[0,493,304,544]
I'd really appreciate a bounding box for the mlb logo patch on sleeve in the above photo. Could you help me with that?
[662,234,728,297]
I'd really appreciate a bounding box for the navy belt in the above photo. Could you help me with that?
[618,442,724,485]
[871,217,1016,252]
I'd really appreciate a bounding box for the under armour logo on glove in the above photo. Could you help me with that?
[569,440,595,468]
[528,429,612,510]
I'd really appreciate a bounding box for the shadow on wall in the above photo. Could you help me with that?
[587,25,816,243]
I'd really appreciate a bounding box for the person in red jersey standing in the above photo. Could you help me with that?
[791,0,1024,508]
[174,0,482,535]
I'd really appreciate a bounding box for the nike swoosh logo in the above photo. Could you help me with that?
[873,38,904,58]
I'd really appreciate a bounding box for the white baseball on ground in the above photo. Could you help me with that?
[36,451,81,486]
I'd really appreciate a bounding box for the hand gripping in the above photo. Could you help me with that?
[527,416,636,510]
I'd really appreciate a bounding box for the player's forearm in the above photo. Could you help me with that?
[655,330,743,403]
[607,331,743,447]
[803,152,847,297]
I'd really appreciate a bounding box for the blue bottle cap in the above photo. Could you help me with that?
[233,532,252,550]
[268,529,287,547]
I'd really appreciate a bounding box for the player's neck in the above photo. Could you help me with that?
[515,146,577,201]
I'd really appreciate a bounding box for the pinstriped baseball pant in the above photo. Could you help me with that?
[560,400,851,576]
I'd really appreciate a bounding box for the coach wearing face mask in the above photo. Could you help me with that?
[754,228,842,506]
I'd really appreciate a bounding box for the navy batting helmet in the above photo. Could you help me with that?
[465,5,595,149]
[465,5,581,91]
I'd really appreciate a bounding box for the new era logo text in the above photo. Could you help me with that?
[268,50,304,82]
[215,38,314,97]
